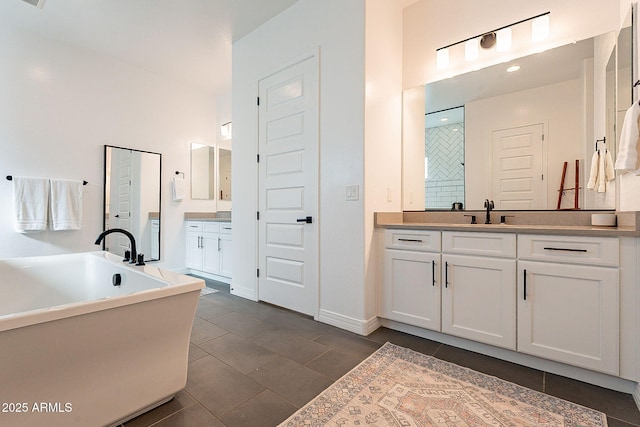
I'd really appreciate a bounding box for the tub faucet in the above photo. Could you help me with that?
[94,228,137,263]
[484,199,494,224]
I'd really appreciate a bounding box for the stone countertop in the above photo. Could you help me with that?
[184,212,231,222]
[375,211,640,237]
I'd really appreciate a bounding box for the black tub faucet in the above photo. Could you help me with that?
[94,228,137,263]
[484,199,494,224]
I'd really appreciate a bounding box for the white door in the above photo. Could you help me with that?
[258,55,319,317]
[108,149,133,256]
[491,124,544,209]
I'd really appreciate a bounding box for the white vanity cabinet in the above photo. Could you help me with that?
[517,234,620,375]
[441,232,517,350]
[185,220,232,282]
[382,230,441,330]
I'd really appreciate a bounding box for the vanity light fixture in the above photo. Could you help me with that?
[220,121,232,140]
[435,11,550,69]
[507,65,521,73]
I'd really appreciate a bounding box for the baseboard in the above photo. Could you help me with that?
[633,383,640,412]
[318,309,381,336]
[230,284,257,301]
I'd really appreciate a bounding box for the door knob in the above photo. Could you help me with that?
[114,214,120,218]
[296,216,313,224]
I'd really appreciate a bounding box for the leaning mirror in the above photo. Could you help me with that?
[103,145,161,261]
[191,143,215,200]
[403,32,617,211]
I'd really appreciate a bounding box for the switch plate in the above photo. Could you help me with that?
[346,185,359,201]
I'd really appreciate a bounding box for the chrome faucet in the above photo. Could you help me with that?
[484,199,494,224]
[94,228,137,263]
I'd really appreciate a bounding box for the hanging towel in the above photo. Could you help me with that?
[49,179,83,230]
[13,177,49,232]
[615,101,640,172]
[587,149,615,193]
[172,176,185,201]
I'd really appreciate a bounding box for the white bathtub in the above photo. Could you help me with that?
[0,251,204,427]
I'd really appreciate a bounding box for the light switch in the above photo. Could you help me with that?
[346,185,359,201]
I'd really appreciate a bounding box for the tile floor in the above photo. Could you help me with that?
[122,278,640,427]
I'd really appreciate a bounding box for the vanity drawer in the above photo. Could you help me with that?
[518,234,619,267]
[186,221,203,232]
[385,229,441,252]
[203,221,220,233]
[442,231,516,258]
[219,223,232,234]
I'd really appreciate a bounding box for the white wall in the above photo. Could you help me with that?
[403,0,619,89]
[233,0,373,329]
[0,26,217,268]
[465,79,584,210]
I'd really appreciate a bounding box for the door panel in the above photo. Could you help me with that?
[258,55,319,316]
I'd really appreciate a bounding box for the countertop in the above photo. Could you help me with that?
[184,212,231,222]
[375,211,640,237]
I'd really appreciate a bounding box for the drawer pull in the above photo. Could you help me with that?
[523,269,527,301]
[432,260,436,287]
[543,247,588,253]
[398,238,423,243]
[223,227,231,230]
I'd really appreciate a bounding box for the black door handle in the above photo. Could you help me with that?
[114,214,120,218]
[297,216,313,224]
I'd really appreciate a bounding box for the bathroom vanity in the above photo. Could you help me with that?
[375,211,640,387]
[184,213,232,284]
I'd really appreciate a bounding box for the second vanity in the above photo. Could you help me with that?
[375,210,640,387]
[184,212,232,284]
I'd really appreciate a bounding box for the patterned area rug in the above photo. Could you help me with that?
[199,287,219,296]
[280,342,607,426]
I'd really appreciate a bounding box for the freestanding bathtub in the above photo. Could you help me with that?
[0,251,204,427]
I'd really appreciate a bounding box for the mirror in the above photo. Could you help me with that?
[218,147,232,201]
[191,143,215,200]
[403,32,617,211]
[103,145,161,261]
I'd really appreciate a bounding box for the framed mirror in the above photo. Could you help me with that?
[403,32,617,211]
[218,147,231,201]
[103,145,162,261]
[191,143,215,200]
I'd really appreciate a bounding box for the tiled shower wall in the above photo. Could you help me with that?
[425,123,465,209]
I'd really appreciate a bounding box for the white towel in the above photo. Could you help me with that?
[615,102,640,172]
[13,177,49,232]
[172,176,186,201]
[587,149,615,193]
[49,179,83,230]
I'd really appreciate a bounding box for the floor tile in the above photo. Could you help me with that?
[207,311,279,338]
[150,403,225,427]
[124,391,195,427]
[190,317,229,345]
[229,298,285,321]
[251,329,331,365]
[434,344,544,392]
[544,373,640,425]
[366,327,442,355]
[606,417,639,427]
[188,343,208,363]
[186,355,265,418]
[314,329,382,359]
[266,311,333,340]
[195,298,234,320]
[221,390,298,427]
[248,357,333,407]
[198,333,279,374]
[305,349,363,380]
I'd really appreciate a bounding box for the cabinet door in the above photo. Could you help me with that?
[441,254,516,350]
[219,234,233,278]
[517,261,619,375]
[202,233,221,274]
[383,249,440,331]
[185,231,203,270]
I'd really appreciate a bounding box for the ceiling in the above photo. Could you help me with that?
[0,0,301,95]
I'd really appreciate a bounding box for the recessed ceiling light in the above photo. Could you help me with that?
[507,65,521,73]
